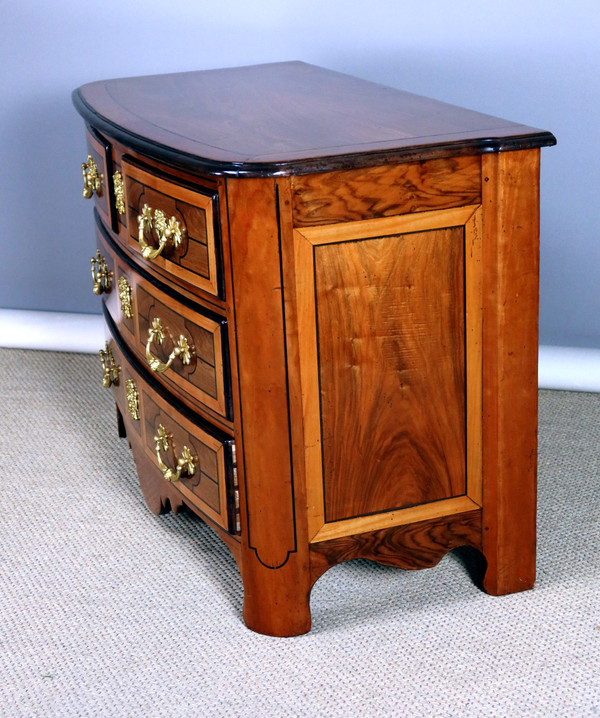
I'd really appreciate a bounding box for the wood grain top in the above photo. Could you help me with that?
[73,61,556,177]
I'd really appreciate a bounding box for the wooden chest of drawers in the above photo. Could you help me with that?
[74,61,555,636]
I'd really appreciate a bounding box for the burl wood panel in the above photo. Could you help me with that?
[291,156,481,227]
[310,510,482,584]
[315,227,466,522]
[123,160,219,297]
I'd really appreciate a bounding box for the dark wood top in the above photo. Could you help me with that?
[73,61,556,177]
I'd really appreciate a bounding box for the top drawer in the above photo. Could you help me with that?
[82,127,117,232]
[122,159,222,298]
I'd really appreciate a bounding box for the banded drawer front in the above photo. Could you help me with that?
[103,337,235,532]
[96,225,231,421]
[122,158,221,298]
[82,128,116,232]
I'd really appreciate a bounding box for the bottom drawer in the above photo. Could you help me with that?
[100,327,237,533]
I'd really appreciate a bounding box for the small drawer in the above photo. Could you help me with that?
[82,127,119,233]
[96,222,231,422]
[101,335,236,533]
[122,158,222,298]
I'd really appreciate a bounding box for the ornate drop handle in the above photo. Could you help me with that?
[82,155,103,198]
[154,424,196,483]
[99,343,120,387]
[90,250,113,295]
[145,318,193,374]
[137,203,185,261]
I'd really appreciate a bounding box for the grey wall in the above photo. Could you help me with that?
[1,1,598,348]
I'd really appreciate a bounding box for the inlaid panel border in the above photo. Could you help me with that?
[293,205,483,543]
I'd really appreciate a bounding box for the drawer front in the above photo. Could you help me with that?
[96,223,231,422]
[102,335,235,532]
[82,128,118,232]
[122,158,221,298]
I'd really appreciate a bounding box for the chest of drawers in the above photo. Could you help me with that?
[74,61,555,636]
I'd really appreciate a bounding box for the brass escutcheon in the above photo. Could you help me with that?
[125,378,140,421]
[118,275,133,318]
[113,171,126,214]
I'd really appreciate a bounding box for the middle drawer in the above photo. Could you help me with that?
[96,222,231,422]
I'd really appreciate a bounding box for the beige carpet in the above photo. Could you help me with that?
[0,347,599,717]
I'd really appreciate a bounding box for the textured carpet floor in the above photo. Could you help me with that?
[0,348,599,717]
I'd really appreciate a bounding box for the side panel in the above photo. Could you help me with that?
[294,206,483,542]
[315,227,466,521]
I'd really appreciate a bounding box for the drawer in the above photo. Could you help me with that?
[122,158,222,298]
[81,127,119,233]
[95,222,231,422]
[100,334,237,533]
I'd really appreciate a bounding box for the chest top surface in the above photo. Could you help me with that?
[73,61,555,177]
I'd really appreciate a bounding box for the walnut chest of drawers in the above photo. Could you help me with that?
[73,61,555,636]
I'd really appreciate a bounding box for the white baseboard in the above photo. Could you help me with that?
[0,309,104,354]
[537,345,600,392]
[0,309,598,392]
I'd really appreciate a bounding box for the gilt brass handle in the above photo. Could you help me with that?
[90,250,113,295]
[137,203,185,261]
[145,318,193,374]
[154,424,196,483]
[82,155,103,199]
[99,343,120,387]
